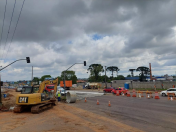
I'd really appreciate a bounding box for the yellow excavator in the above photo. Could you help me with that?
[14,78,58,113]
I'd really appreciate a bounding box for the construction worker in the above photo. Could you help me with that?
[58,91,61,101]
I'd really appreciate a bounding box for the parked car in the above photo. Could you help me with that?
[111,87,128,95]
[16,86,23,92]
[160,88,176,96]
[60,89,67,96]
[103,87,114,93]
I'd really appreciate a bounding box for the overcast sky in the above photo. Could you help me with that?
[0,0,176,81]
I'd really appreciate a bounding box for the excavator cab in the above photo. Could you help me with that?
[21,86,33,94]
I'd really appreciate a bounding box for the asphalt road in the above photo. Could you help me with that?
[70,93,176,132]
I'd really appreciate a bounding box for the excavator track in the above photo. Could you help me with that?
[31,102,54,114]
[13,105,29,113]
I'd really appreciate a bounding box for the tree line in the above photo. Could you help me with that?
[87,64,150,82]
[32,70,77,84]
[32,64,150,84]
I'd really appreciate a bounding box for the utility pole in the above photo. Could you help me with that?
[31,66,33,86]
[105,66,107,88]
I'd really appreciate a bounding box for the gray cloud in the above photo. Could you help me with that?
[0,0,176,81]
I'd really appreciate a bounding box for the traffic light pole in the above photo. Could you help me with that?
[0,57,30,109]
[0,59,26,71]
[63,61,86,93]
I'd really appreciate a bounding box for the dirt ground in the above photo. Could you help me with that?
[0,102,143,132]
[1,89,18,110]
[0,89,143,132]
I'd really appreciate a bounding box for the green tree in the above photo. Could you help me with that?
[106,66,120,78]
[33,77,40,84]
[61,71,77,84]
[114,75,125,80]
[136,66,150,81]
[40,75,51,82]
[127,74,131,77]
[56,76,61,84]
[129,69,136,77]
[87,64,104,81]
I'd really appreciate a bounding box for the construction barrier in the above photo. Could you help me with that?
[167,93,175,101]
[132,89,136,97]
[116,90,120,96]
[121,92,125,96]
[154,92,160,99]
[146,91,153,99]
[126,91,131,97]
[137,91,144,98]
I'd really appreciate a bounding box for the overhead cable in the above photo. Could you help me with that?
[4,0,26,60]
[2,0,17,59]
[0,0,8,59]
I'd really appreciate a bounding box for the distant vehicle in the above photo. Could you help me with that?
[160,88,176,96]
[60,89,67,96]
[55,86,66,96]
[111,87,128,95]
[85,82,101,89]
[60,80,72,90]
[44,77,55,81]
[8,86,15,89]
[45,84,55,92]
[16,86,23,92]
[103,87,114,93]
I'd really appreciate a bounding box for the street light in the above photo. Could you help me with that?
[0,57,30,108]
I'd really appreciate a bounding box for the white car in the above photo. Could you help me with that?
[160,88,176,96]
[16,86,23,92]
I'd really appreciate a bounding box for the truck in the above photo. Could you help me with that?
[85,82,101,89]
[60,80,72,90]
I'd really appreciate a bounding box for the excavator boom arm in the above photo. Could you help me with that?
[38,78,58,94]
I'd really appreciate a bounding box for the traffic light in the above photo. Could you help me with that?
[26,57,30,63]
[84,61,86,66]
[0,81,3,86]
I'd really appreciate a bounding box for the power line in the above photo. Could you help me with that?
[0,0,7,59]
[4,0,26,60]
[2,0,17,59]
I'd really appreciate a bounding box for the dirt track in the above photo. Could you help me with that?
[0,102,143,132]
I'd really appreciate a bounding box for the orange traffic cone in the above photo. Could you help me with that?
[154,92,160,99]
[85,97,87,102]
[116,90,120,96]
[132,89,136,97]
[108,101,111,107]
[97,99,99,105]
[127,91,131,97]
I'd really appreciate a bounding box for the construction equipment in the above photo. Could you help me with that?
[14,78,58,114]
[85,82,101,89]
[60,80,72,90]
